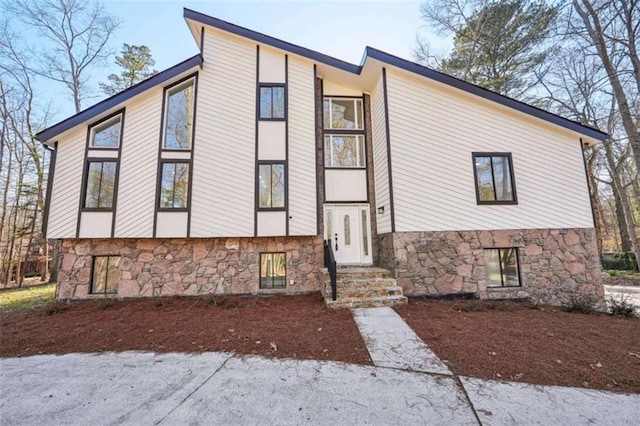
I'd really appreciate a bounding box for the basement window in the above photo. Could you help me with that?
[91,256,121,294]
[485,248,520,287]
[260,253,286,289]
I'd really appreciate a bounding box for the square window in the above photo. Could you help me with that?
[163,78,195,150]
[259,86,285,119]
[84,161,117,209]
[90,116,121,148]
[91,256,121,294]
[324,135,365,168]
[473,153,517,204]
[485,248,520,287]
[260,253,286,289]
[258,163,285,209]
[323,98,363,130]
[159,162,190,209]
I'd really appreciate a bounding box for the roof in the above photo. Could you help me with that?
[184,8,606,142]
[37,9,606,144]
[36,54,203,144]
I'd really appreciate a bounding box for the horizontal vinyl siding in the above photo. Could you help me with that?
[191,31,256,237]
[115,88,162,238]
[371,76,392,234]
[385,70,594,232]
[47,127,85,238]
[287,57,317,236]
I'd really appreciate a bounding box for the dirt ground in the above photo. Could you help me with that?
[2,293,639,394]
[0,293,371,365]
[395,299,640,394]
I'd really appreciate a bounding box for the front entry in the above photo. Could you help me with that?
[323,204,372,265]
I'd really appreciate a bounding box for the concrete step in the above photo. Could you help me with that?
[325,295,408,309]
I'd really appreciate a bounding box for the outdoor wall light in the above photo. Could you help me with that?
[377,206,385,214]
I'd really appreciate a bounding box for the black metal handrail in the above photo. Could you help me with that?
[324,239,337,301]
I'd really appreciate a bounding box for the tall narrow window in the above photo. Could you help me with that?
[163,79,195,149]
[361,209,369,256]
[159,162,189,209]
[485,248,520,287]
[473,153,517,204]
[90,116,122,148]
[84,161,116,209]
[258,163,285,209]
[91,256,121,294]
[260,253,286,289]
[259,85,285,119]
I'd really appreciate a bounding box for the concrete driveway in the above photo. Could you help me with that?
[2,351,639,425]
[604,284,640,313]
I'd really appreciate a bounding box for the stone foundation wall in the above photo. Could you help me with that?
[57,236,323,299]
[377,228,604,307]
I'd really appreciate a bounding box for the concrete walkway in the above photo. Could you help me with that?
[353,307,451,375]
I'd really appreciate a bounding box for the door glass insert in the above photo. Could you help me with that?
[361,209,368,256]
[325,210,332,241]
[344,215,351,245]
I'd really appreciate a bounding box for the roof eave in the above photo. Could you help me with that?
[363,47,607,142]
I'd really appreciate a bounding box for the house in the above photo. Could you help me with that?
[36,8,606,308]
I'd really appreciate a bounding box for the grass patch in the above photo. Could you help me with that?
[0,284,56,312]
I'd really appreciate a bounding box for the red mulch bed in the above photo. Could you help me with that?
[395,299,640,394]
[0,293,371,365]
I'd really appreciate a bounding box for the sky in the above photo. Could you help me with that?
[43,0,449,121]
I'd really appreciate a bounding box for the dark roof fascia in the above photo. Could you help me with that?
[184,8,605,141]
[183,8,361,74]
[364,47,607,141]
[367,48,607,141]
[36,54,203,144]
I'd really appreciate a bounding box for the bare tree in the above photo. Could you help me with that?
[3,0,120,113]
[572,0,640,176]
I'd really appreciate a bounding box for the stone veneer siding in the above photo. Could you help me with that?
[377,228,604,307]
[57,236,323,299]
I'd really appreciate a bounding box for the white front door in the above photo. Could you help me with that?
[323,204,372,265]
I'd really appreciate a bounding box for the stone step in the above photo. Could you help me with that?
[324,295,408,309]
[322,277,400,289]
[324,284,404,299]
[320,267,392,280]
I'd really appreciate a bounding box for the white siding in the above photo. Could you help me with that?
[325,169,367,201]
[258,121,286,160]
[385,70,594,231]
[257,211,286,236]
[78,212,112,238]
[259,47,285,83]
[47,127,85,238]
[115,89,162,238]
[371,76,392,234]
[156,212,188,237]
[191,31,256,237]
[323,80,362,97]
[287,56,317,236]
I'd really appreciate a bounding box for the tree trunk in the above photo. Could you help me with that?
[48,239,60,283]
